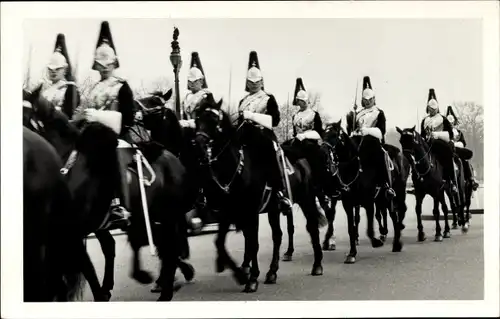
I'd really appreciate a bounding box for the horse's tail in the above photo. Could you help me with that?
[295,159,328,228]
[49,178,86,301]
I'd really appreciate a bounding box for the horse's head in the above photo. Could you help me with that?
[396,125,426,156]
[323,119,344,148]
[135,89,173,127]
[193,94,231,163]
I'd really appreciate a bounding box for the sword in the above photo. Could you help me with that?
[352,80,359,135]
[24,43,33,91]
[135,151,157,256]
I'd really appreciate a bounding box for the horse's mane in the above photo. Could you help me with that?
[75,122,119,174]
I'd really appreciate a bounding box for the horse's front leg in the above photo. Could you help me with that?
[305,200,324,276]
[322,198,337,251]
[343,201,358,263]
[415,192,426,242]
[386,200,403,252]
[94,230,116,297]
[215,220,247,286]
[365,201,384,249]
[265,203,282,284]
[440,191,451,239]
[354,205,361,245]
[433,198,443,242]
[283,209,295,261]
[375,205,388,242]
[79,244,109,301]
[243,213,260,293]
[130,240,154,285]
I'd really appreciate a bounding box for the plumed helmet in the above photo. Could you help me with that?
[187,52,208,89]
[92,21,119,70]
[245,51,264,92]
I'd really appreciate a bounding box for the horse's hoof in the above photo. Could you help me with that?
[151,283,162,293]
[243,280,259,293]
[443,231,451,239]
[380,235,387,243]
[131,270,154,284]
[461,224,469,234]
[95,290,111,302]
[282,253,293,262]
[371,238,384,248]
[452,223,458,230]
[233,268,249,286]
[157,293,173,302]
[344,255,356,264]
[180,263,195,282]
[392,241,403,252]
[311,264,323,276]
[264,272,277,284]
[216,258,225,273]
[434,235,443,242]
[418,232,427,242]
[323,241,336,251]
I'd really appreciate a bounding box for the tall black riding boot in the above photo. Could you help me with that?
[108,149,131,230]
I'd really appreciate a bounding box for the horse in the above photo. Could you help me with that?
[397,126,468,239]
[23,127,86,301]
[23,92,197,301]
[193,96,327,293]
[322,120,409,263]
[134,90,197,292]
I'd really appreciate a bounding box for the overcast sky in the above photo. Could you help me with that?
[23,18,482,129]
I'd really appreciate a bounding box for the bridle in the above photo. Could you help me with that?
[194,108,247,194]
[401,130,434,180]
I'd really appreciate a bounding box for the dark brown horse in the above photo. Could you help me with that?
[23,127,86,301]
[23,92,197,301]
[193,96,327,293]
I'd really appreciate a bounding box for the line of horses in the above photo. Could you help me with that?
[22,90,474,302]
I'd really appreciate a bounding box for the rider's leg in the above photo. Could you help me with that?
[265,132,293,214]
[379,145,395,198]
[109,148,131,226]
[431,139,458,194]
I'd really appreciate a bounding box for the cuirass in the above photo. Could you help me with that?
[239,90,270,114]
[423,114,444,132]
[88,77,124,111]
[183,88,211,119]
[356,107,380,129]
[293,108,316,134]
[41,80,70,108]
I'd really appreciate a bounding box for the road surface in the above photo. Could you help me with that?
[82,195,484,301]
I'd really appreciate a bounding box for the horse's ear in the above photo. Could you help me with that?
[396,126,403,135]
[411,125,416,131]
[163,89,173,101]
[217,98,223,110]
[337,118,342,126]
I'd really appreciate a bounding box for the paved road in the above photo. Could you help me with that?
[82,196,484,301]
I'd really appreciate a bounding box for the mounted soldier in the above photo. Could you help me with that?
[78,20,138,228]
[238,50,292,215]
[289,78,340,200]
[179,52,212,128]
[420,89,459,200]
[349,76,395,201]
[25,33,80,120]
[446,105,479,191]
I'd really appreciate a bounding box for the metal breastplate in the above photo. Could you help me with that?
[293,108,316,134]
[356,107,380,129]
[41,80,69,109]
[183,89,210,120]
[452,128,461,142]
[423,114,444,132]
[239,90,270,114]
[88,77,124,111]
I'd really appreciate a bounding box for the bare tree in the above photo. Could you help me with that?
[451,101,484,180]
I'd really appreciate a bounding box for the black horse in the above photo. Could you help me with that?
[193,96,327,293]
[23,127,86,301]
[23,92,196,301]
[397,126,468,240]
[322,120,409,263]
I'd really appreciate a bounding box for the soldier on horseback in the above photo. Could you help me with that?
[290,78,340,200]
[25,33,80,120]
[79,21,138,228]
[420,89,459,199]
[179,52,212,128]
[350,76,396,200]
[445,105,479,191]
[238,51,292,215]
